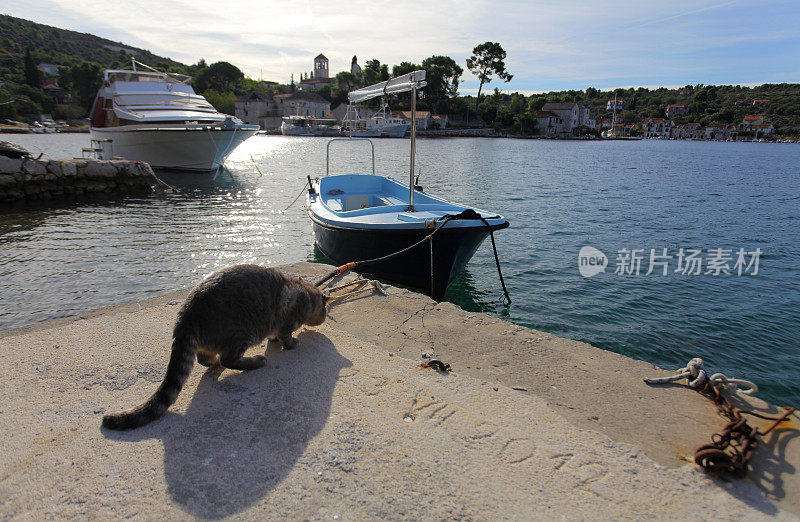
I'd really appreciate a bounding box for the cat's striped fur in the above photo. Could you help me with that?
[102,265,328,430]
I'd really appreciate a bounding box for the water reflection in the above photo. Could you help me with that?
[2,133,799,406]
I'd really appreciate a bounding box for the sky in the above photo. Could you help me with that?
[4,0,800,94]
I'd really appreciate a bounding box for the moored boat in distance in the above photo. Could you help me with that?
[280,116,340,136]
[89,60,258,171]
[341,98,410,138]
[307,71,509,299]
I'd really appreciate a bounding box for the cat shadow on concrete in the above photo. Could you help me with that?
[105,330,350,519]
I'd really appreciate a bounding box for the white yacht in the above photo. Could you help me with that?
[341,98,410,138]
[280,116,340,136]
[89,60,258,171]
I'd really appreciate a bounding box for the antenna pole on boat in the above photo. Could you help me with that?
[408,84,417,211]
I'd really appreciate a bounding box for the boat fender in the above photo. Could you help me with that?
[307,175,316,195]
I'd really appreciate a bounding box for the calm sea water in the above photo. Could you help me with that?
[2,134,799,406]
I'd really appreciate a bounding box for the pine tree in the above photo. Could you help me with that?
[24,48,40,87]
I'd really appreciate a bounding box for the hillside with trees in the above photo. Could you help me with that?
[1,13,798,138]
[0,14,196,121]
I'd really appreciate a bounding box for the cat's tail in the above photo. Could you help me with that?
[102,334,195,430]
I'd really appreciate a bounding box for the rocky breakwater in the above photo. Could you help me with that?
[0,149,155,204]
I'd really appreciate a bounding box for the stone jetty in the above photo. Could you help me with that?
[0,155,155,203]
[0,262,797,519]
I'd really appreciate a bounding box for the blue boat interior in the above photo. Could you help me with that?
[317,174,470,219]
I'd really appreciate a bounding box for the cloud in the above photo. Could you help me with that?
[6,0,800,91]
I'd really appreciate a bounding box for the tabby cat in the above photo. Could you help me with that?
[102,264,328,430]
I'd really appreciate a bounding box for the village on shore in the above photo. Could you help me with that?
[2,40,796,142]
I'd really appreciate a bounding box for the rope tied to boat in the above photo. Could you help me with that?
[313,208,511,304]
[323,278,388,304]
[644,357,794,476]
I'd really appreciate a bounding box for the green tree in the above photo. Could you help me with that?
[465,41,512,114]
[514,112,537,135]
[53,103,86,120]
[392,61,420,78]
[362,59,389,86]
[527,97,547,113]
[61,61,103,111]
[329,71,359,107]
[202,89,236,115]
[193,61,243,94]
[24,48,40,87]
[421,55,463,112]
[365,59,389,81]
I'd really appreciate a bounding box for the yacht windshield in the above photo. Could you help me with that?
[105,71,191,85]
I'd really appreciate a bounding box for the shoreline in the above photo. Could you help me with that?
[1,261,797,518]
[3,129,796,142]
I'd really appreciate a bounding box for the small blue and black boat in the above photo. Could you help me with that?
[306,71,509,299]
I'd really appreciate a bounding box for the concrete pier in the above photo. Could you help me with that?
[0,155,154,203]
[0,262,797,519]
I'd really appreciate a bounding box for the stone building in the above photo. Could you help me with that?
[539,102,595,136]
[298,54,335,91]
[235,90,330,129]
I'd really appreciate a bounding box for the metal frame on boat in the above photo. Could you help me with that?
[306,71,509,299]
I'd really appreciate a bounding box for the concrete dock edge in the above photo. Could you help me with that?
[0,262,797,519]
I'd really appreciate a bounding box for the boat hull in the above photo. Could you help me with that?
[281,124,340,136]
[342,124,409,138]
[379,124,409,138]
[310,214,508,299]
[90,126,258,171]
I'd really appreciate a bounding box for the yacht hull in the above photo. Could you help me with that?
[90,126,258,171]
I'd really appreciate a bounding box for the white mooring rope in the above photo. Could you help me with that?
[643,357,758,395]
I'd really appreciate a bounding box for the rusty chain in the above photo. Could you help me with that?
[645,358,795,477]
[693,381,794,476]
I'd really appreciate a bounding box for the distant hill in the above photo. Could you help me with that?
[0,13,189,84]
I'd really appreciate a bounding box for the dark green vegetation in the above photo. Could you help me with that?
[470,84,800,137]
[2,13,798,137]
[466,42,512,114]
[0,14,193,121]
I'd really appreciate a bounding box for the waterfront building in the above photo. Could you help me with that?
[275,91,330,118]
[391,110,432,130]
[540,102,595,136]
[666,104,689,117]
[235,90,330,129]
[642,118,674,138]
[704,124,737,139]
[742,123,774,135]
[431,114,449,129]
[753,99,770,106]
[536,111,564,137]
[743,115,764,125]
[672,123,704,139]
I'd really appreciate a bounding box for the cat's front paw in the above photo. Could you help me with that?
[279,335,298,350]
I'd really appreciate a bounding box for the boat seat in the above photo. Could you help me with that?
[345,195,371,211]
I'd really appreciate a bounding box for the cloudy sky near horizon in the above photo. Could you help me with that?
[4,0,800,93]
